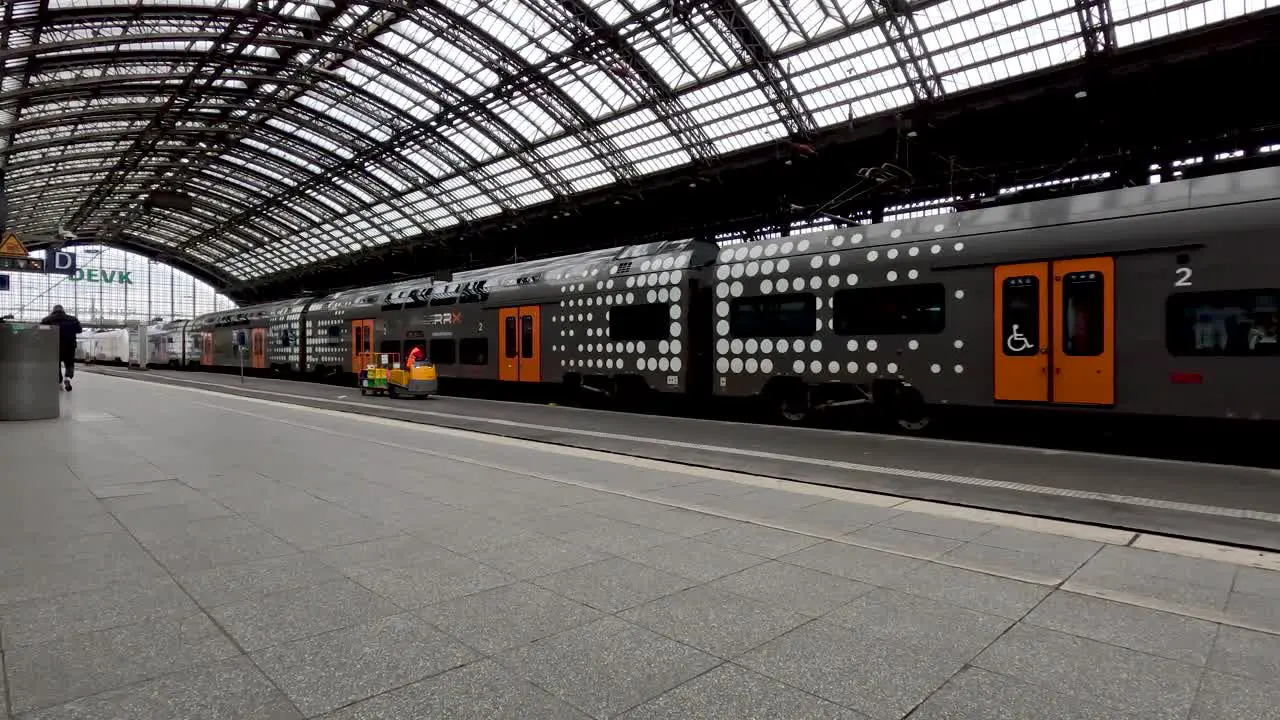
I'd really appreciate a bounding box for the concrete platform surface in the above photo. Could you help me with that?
[87,367,1280,551]
[1,373,1278,719]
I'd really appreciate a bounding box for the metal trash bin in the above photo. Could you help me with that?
[0,322,61,421]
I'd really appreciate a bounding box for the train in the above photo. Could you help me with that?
[144,167,1280,430]
[76,329,133,365]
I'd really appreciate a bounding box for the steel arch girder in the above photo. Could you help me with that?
[556,0,720,161]
[866,0,946,103]
[703,0,818,138]
[1075,0,1117,56]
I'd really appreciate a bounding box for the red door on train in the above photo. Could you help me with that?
[498,306,541,382]
[993,257,1114,406]
[250,328,267,369]
[201,332,214,366]
[350,319,373,371]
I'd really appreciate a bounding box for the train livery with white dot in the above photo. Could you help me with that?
[148,167,1280,428]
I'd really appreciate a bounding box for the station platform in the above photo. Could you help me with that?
[89,367,1280,551]
[3,373,1279,719]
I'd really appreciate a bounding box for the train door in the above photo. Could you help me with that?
[350,319,373,371]
[993,257,1114,406]
[994,264,1050,402]
[498,306,541,382]
[201,332,213,366]
[250,328,267,369]
[1052,257,1114,405]
[519,306,541,382]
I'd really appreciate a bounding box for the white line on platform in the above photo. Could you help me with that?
[1062,582,1280,635]
[99,370,1280,526]
[1132,535,1280,572]
[893,500,1135,545]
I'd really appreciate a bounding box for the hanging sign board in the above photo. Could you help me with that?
[0,233,44,272]
[0,233,28,256]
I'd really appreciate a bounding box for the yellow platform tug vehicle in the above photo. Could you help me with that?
[360,351,438,399]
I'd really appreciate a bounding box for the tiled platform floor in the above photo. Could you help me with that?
[1,374,1278,719]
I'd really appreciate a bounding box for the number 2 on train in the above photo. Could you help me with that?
[1174,267,1193,287]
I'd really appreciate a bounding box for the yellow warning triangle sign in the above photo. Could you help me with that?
[0,233,28,257]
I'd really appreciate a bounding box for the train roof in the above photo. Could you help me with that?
[192,297,311,327]
[719,166,1280,262]
[305,238,708,313]
[210,167,1278,316]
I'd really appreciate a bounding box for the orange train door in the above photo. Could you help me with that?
[1052,257,1114,406]
[350,319,373,371]
[201,332,213,366]
[993,263,1050,402]
[993,256,1114,406]
[518,306,541,382]
[250,328,267,369]
[498,306,541,382]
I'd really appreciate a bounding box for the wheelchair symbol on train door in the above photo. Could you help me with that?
[1006,324,1034,353]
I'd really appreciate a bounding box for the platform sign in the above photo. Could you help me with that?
[45,249,77,276]
[0,233,44,272]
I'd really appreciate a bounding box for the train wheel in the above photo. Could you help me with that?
[777,391,811,425]
[878,383,932,434]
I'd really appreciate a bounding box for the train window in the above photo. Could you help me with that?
[1001,276,1040,356]
[429,338,456,365]
[459,338,489,365]
[504,316,517,358]
[833,284,945,335]
[521,315,534,359]
[1062,271,1105,356]
[1166,289,1280,356]
[730,293,816,338]
[234,330,247,347]
[610,303,669,341]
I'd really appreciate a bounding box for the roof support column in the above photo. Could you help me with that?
[556,0,719,162]
[703,0,817,138]
[1075,0,1116,57]
[0,0,40,233]
[866,0,945,103]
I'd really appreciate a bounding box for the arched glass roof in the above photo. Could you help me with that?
[2,0,1273,286]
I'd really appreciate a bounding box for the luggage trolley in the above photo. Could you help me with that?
[358,353,395,396]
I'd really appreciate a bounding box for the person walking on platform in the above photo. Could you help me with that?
[40,304,82,391]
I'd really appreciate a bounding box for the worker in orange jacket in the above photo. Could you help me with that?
[406,345,424,369]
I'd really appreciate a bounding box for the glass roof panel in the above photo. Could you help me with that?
[547,62,635,119]
[1110,0,1278,47]
[918,0,1082,93]
[5,0,1266,283]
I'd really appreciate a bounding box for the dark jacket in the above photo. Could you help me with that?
[40,309,82,357]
